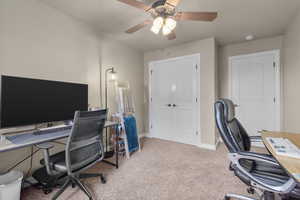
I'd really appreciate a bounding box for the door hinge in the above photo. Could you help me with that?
[195,64,198,70]
[196,131,199,135]
[273,62,276,68]
[196,98,198,103]
[150,70,153,75]
[150,97,152,102]
[273,97,276,103]
[150,124,153,129]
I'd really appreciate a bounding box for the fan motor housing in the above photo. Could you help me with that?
[152,0,166,8]
[151,0,175,17]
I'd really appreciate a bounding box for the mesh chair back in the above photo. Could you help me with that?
[66,109,107,174]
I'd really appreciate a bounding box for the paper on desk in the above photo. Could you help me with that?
[266,137,300,159]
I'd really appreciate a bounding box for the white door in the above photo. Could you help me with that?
[149,54,200,146]
[230,50,280,137]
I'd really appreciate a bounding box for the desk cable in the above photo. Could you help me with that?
[6,147,40,174]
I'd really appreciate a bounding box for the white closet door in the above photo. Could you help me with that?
[150,61,175,141]
[149,55,200,146]
[172,57,199,145]
[231,51,279,137]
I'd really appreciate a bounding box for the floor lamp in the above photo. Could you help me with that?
[104,67,117,158]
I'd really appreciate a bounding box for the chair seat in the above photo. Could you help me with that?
[234,158,290,187]
[40,151,68,172]
[40,151,101,173]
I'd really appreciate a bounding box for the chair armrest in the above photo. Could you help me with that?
[35,142,56,176]
[238,151,276,163]
[35,142,54,149]
[229,152,297,194]
[249,136,262,143]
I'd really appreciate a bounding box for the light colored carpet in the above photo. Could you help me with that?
[21,138,254,200]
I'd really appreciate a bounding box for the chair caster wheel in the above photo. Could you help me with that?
[247,187,255,194]
[224,196,230,200]
[72,183,76,188]
[100,175,106,184]
[43,188,52,195]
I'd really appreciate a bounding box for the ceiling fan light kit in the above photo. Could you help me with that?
[118,0,217,40]
[151,16,177,35]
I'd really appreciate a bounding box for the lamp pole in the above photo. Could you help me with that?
[105,67,115,109]
[104,67,116,155]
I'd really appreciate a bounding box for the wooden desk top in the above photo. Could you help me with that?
[261,131,300,182]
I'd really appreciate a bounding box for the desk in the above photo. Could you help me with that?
[0,121,120,169]
[261,131,300,182]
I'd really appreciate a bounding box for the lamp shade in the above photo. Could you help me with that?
[110,73,117,81]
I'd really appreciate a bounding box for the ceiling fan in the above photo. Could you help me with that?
[117,0,218,40]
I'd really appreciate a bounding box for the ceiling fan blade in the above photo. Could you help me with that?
[125,19,152,33]
[117,0,151,11]
[175,12,218,21]
[167,31,176,40]
[165,0,182,7]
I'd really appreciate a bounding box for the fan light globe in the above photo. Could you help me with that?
[151,16,164,34]
[151,25,160,34]
[153,17,164,29]
[162,25,172,35]
[165,18,177,30]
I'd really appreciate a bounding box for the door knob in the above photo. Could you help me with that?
[166,104,172,107]
[172,104,177,107]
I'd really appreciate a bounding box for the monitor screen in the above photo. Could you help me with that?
[0,75,88,128]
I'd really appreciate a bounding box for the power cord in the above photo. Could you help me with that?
[26,146,34,178]
[6,147,40,174]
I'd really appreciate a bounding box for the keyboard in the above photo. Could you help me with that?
[266,137,300,159]
[33,125,72,135]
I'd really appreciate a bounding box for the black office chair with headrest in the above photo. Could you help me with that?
[215,99,300,200]
[38,109,107,200]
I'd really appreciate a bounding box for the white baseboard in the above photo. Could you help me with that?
[142,132,220,151]
[198,143,217,151]
[215,137,221,149]
[139,132,148,138]
[197,137,221,151]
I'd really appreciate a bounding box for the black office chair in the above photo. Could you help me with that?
[215,99,300,200]
[37,110,107,200]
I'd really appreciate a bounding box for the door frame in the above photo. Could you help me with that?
[228,49,281,131]
[148,54,201,146]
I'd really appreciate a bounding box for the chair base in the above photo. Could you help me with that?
[80,173,106,184]
[52,173,106,200]
[225,191,275,200]
[225,194,257,200]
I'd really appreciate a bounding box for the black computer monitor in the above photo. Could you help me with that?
[0,75,88,128]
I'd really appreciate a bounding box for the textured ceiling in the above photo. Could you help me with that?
[40,0,300,51]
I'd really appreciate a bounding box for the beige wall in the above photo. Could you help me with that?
[0,0,100,174]
[0,0,144,173]
[218,36,283,99]
[100,39,145,132]
[282,10,300,132]
[144,38,217,146]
